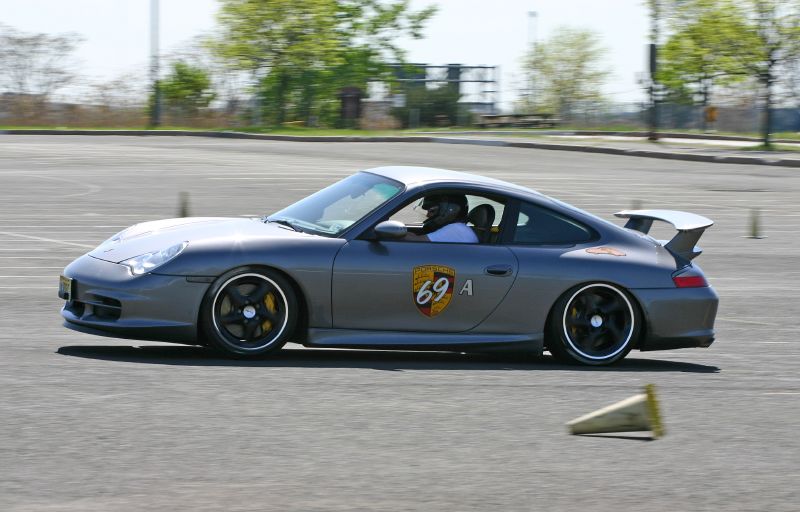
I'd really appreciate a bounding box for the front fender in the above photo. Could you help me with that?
[154,237,346,329]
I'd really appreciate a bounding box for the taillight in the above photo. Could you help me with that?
[673,275,708,288]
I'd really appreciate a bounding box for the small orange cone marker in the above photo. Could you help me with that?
[567,384,665,438]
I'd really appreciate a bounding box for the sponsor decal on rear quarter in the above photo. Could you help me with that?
[586,246,626,257]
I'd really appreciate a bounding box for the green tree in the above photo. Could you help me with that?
[392,82,461,128]
[211,0,436,126]
[657,0,756,129]
[739,0,800,146]
[161,61,216,117]
[521,27,610,121]
[651,0,800,143]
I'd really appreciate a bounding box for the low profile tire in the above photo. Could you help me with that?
[547,283,641,366]
[201,267,297,358]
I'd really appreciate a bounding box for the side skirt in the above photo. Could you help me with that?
[304,329,543,355]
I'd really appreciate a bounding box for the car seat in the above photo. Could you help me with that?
[467,204,496,243]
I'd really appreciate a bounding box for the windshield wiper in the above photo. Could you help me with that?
[266,217,303,232]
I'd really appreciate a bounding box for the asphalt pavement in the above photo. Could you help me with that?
[0,136,798,511]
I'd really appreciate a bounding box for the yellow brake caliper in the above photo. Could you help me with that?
[570,306,579,338]
[262,292,276,333]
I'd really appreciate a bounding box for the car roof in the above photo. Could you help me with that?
[363,166,545,198]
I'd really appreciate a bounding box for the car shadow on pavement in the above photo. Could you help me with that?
[572,434,656,442]
[57,345,720,373]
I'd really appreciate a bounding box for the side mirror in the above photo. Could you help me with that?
[373,220,407,240]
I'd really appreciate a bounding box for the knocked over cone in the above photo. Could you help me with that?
[567,384,665,438]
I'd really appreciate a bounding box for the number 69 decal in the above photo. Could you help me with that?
[412,265,455,317]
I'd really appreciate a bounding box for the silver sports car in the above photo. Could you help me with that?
[59,166,718,365]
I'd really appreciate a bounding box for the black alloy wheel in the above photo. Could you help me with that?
[202,268,297,357]
[548,283,640,365]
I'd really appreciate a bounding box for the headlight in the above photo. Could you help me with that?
[121,241,188,275]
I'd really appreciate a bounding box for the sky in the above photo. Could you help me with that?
[1,0,650,110]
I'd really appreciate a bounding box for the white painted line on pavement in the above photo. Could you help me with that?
[0,226,127,229]
[28,174,104,199]
[0,240,95,243]
[0,214,152,217]
[0,255,75,260]
[0,256,74,259]
[717,317,773,326]
[0,276,58,278]
[0,286,55,289]
[206,177,332,180]
[0,266,65,269]
[0,231,94,249]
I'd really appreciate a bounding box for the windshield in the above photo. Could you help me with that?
[267,172,403,237]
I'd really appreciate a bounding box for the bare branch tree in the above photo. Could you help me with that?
[0,24,83,99]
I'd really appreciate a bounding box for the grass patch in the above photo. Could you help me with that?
[740,143,800,152]
[0,125,215,131]
[2,124,798,141]
[225,126,408,136]
[0,125,418,137]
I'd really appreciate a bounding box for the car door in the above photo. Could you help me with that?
[331,239,518,332]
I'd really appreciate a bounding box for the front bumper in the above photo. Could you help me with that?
[631,286,719,351]
[60,255,210,344]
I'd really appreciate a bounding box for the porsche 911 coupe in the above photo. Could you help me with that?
[59,166,718,365]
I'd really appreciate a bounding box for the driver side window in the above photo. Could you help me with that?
[388,193,506,244]
[389,198,425,227]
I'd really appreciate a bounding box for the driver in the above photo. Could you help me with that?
[406,194,478,243]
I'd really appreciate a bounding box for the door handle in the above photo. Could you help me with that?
[485,265,513,277]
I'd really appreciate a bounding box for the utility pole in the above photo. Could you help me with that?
[527,11,538,46]
[647,0,660,141]
[149,0,161,127]
[526,11,538,113]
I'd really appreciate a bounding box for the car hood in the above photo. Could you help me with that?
[89,217,305,263]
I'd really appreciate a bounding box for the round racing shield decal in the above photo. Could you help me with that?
[412,265,455,317]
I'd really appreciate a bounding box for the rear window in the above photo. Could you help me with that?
[512,201,595,245]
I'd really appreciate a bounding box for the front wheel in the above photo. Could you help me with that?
[201,267,297,358]
[547,283,641,366]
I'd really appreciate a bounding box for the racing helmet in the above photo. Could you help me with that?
[421,194,469,231]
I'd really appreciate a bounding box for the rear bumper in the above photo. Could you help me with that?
[60,255,209,344]
[631,286,719,351]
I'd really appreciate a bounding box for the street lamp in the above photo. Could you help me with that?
[527,11,538,46]
[526,11,538,113]
[149,0,161,127]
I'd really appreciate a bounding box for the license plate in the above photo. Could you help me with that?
[58,275,73,301]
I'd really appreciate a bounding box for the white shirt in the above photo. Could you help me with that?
[427,222,479,243]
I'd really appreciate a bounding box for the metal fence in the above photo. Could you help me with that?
[564,102,800,133]
[2,93,799,133]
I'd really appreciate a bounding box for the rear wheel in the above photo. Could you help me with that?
[201,267,297,358]
[548,283,641,366]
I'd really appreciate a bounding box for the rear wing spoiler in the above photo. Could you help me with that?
[614,209,713,262]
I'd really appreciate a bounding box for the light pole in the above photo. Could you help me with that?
[149,0,161,127]
[526,11,538,113]
[647,0,660,141]
[527,11,538,46]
